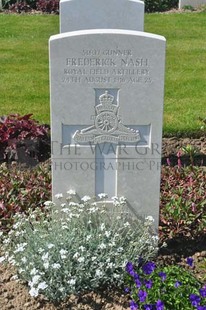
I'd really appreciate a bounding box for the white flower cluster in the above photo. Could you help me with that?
[0,192,158,302]
[29,275,48,297]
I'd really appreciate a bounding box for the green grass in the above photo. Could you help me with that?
[0,12,206,135]
[0,14,58,124]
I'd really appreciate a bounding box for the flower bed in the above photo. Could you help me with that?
[0,152,205,309]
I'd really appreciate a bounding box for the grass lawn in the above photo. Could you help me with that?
[0,12,206,136]
[0,14,58,123]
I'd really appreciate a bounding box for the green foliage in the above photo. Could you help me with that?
[144,0,178,13]
[0,196,158,301]
[125,260,206,309]
[182,5,194,11]
[0,0,13,9]
[181,144,200,165]
[198,117,206,132]
[23,0,37,7]
[160,165,206,240]
[0,160,51,230]
[198,259,206,283]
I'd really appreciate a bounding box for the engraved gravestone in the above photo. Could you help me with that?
[60,0,145,33]
[179,0,206,9]
[49,28,166,229]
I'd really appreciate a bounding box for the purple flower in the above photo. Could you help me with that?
[126,262,135,276]
[133,272,141,288]
[144,305,153,310]
[124,287,130,293]
[142,262,156,275]
[197,306,206,310]
[156,300,164,310]
[134,272,140,280]
[135,278,142,289]
[144,279,153,289]
[138,290,147,303]
[130,300,138,310]
[200,287,206,298]
[186,257,194,267]
[174,281,182,288]
[158,272,166,281]
[189,294,201,307]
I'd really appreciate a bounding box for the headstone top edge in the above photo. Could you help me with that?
[59,0,145,33]
[49,29,166,42]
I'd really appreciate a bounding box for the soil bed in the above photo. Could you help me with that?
[0,238,206,310]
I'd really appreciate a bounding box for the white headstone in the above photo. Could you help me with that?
[179,0,206,8]
[60,0,145,33]
[49,29,166,229]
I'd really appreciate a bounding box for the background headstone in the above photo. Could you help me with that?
[49,29,166,229]
[179,0,206,8]
[60,0,145,33]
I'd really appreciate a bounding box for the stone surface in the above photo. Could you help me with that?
[49,29,166,228]
[60,0,144,33]
[179,0,206,9]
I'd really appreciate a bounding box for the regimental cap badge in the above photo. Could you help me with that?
[72,89,141,144]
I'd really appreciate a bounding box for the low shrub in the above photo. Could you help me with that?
[8,1,32,13]
[160,165,206,241]
[0,160,51,230]
[0,114,50,164]
[125,258,206,309]
[144,0,178,13]
[3,0,59,13]
[36,0,59,14]
[2,0,36,9]
[0,195,158,301]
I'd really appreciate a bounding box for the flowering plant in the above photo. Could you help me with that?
[125,258,206,310]
[0,193,158,302]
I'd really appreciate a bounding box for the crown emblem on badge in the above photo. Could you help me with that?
[99,91,114,103]
[95,91,119,115]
